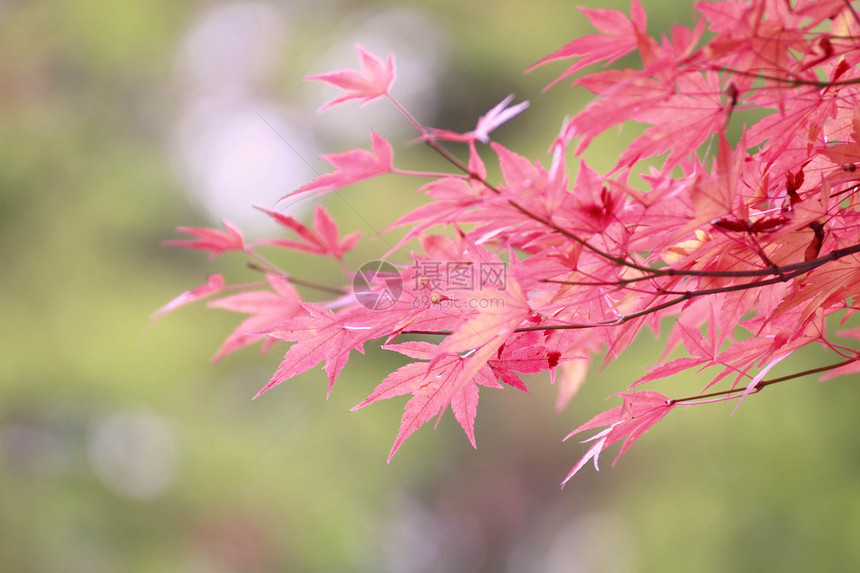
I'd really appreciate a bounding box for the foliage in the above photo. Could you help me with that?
[161,0,860,485]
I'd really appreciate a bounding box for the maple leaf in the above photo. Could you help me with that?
[254,304,368,398]
[207,273,303,362]
[563,70,675,157]
[288,130,393,198]
[475,95,530,143]
[528,0,650,89]
[427,94,529,144]
[252,205,360,259]
[562,391,675,485]
[688,133,745,226]
[822,107,860,167]
[554,358,589,411]
[491,142,545,198]
[383,144,492,252]
[487,331,564,393]
[164,221,245,259]
[384,177,485,252]
[633,299,726,388]
[438,244,533,391]
[306,44,395,113]
[616,71,730,171]
[352,341,502,461]
[151,274,226,321]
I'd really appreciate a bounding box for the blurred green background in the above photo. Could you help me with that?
[3,0,860,571]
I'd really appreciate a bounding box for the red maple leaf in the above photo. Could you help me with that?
[488,331,563,393]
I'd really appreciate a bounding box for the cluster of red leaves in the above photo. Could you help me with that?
[160,2,860,484]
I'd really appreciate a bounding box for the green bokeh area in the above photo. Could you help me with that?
[3,1,859,571]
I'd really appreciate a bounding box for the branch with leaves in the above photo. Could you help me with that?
[157,0,860,485]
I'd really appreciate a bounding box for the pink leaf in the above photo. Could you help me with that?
[427,95,529,144]
[164,221,245,259]
[562,391,675,486]
[288,131,393,198]
[554,358,589,411]
[528,0,649,89]
[151,274,225,321]
[253,205,360,258]
[487,331,563,393]
[207,273,303,362]
[306,44,395,113]
[475,95,530,144]
[254,305,367,399]
[352,346,501,461]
